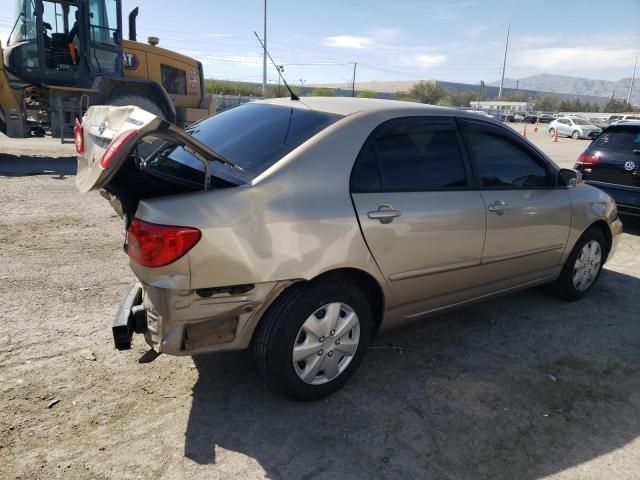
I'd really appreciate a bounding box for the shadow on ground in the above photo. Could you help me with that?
[183,269,640,479]
[0,154,76,178]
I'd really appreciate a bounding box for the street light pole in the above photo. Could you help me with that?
[498,23,510,100]
[262,0,267,96]
[626,55,637,107]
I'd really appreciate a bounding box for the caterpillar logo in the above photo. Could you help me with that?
[123,53,140,71]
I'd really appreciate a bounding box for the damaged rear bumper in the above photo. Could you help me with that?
[113,280,295,356]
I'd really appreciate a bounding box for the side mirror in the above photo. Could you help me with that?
[557,168,581,187]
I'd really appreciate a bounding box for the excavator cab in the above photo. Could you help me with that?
[5,0,123,88]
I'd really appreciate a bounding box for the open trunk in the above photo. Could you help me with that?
[76,105,244,223]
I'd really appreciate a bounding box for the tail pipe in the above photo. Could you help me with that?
[128,7,139,41]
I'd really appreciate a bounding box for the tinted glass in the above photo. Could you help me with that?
[351,120,467,192]
[591,126,640,151]
[465,125,549,188]
[147,103,342,184]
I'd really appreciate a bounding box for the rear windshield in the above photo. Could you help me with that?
[146,103,342,185]
[591,126,640,151]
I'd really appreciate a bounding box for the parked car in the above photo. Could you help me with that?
[549,117,602,139]
[538,113,555,123]
[575,121,640,217]
[587,117,611,130]
[76,98,622,401]
[607,114,640,124]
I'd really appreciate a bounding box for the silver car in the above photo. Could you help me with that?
[76,98,622,400]
[549,116,602,139]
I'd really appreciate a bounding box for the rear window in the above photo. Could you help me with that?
[591,126,640,151]
[147,103,342,184]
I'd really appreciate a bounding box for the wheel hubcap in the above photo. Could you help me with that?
[292,302,360,385]
[572,240,602,291]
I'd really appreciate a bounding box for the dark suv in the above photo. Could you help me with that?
[575,121,640,216]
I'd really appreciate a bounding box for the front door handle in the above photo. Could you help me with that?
[488,200,510,215]
[367,204,402,224]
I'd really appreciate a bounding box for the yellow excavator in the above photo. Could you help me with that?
[0,0,213,138]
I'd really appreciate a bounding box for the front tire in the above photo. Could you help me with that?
[550,226,606,300]
[254,278,373,401]
[572,130,580,139]
[549,128,556,137]
[109,94,166,119]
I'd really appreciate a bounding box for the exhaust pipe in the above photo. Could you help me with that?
[128,7,139,41]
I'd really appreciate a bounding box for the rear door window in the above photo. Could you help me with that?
[350,117,469,192]
[147,103,342,184]
[592,126,640,151]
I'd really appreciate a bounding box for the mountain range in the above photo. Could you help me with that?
[488,74,638,106]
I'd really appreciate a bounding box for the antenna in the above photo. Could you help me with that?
[253,31,299,101]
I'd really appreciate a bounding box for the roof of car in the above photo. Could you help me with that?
[257,96,465,117]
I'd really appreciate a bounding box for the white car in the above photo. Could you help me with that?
[549,117,602,140]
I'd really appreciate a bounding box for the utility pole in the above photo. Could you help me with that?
[626,55,637,107]
[300,78,305,95]
[262,0,267,96]
[277,65,284,96]
[498,23,510,99]
[515,79,519,93]
[480,80,484,102]
[351,62,357,97]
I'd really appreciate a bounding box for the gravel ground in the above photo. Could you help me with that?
[1,126,639,480]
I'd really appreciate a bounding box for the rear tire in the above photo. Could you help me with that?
[549,226,606,301]
[549,128,556,137]
[254,278,373,401]
[108,94,166,120]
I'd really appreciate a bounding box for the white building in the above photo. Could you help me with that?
[469,101,533,112]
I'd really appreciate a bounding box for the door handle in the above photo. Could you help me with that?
[367,204,402,224]
[488,200,510,215]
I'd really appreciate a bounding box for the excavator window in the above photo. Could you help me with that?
[40,1,80,70]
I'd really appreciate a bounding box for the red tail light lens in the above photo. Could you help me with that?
[100,129,138,169]
[127,219,201,267]
[576,152,601,165]
[73,118,84,156]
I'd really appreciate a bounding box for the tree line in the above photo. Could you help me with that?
[204,79,638,113]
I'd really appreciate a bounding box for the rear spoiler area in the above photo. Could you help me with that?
[76,105,239,194]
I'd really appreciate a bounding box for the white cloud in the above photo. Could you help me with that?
[414,54,447,68]
[513,47,638,70]
[201,33,233,38]
[322,35,375,49]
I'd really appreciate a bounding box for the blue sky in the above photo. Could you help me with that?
[1,0,639,85]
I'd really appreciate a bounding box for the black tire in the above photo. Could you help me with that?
[254,277,373,401]
[549,128,556,137]
[572,130,580,140]
[109,94,166,119]
[549,226,607,301]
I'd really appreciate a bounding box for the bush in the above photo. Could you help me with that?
[309,88,336,97]
[356,90,377,98]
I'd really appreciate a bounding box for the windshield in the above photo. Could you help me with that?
[573,118,589,125]
[591,126,640,151]
[9,0,37,44]
[145,103,343,186]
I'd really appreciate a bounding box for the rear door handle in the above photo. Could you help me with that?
[367,204,402,224]
[488,200,510,215]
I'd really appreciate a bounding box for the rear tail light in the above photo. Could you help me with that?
[73,118,84,156]
[127,219,201,267]
[576,152,601,165]
[100,129,138,169]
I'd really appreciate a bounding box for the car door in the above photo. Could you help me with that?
[350,117,486,319]
[460,119,572,292]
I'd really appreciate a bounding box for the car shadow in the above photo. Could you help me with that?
[621,215,640,236]
[0,154,76,179]
[184,269,640,479]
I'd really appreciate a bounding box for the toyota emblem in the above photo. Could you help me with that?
[624,161,636,171]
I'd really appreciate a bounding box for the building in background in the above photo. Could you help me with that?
[469,100,532,112]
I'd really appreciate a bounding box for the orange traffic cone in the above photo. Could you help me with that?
[553,127,558,143]
[522,123,527,137]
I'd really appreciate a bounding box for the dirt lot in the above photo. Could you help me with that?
[1,126,640,480]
